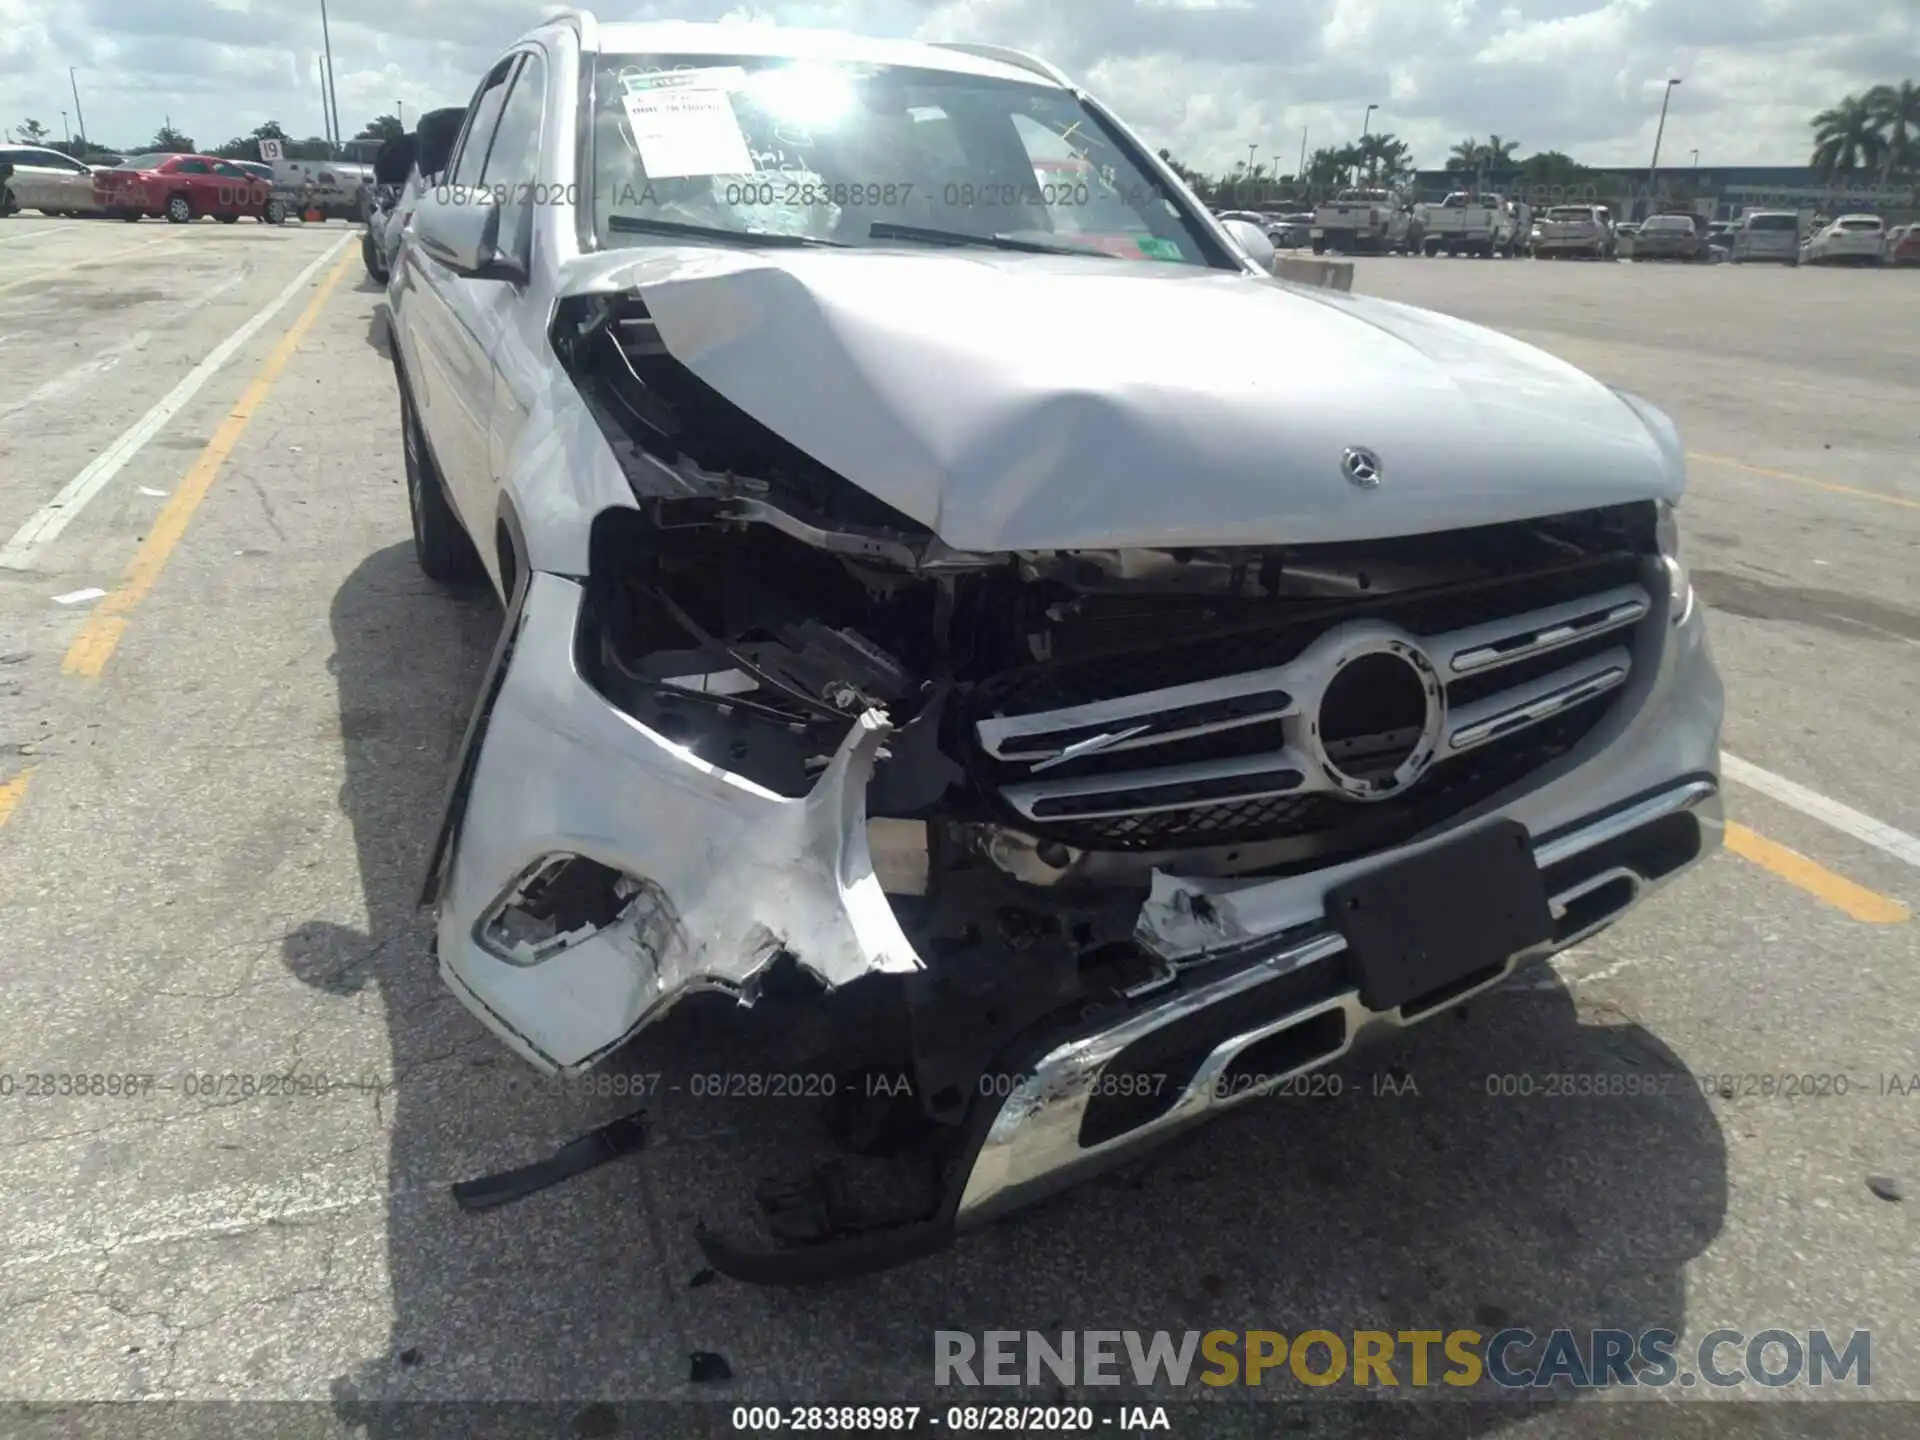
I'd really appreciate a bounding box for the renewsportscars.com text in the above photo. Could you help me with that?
[934,1328,1871,1390]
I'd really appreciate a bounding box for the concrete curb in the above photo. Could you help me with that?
[1272,255,1355,291]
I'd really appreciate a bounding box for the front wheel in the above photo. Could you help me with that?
[164,194,193,224]
[401,382,485,587]
[262,198,288,225]
[361,229,388,284]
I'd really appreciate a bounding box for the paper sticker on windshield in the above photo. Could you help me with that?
[1135,236,1184,261]
[620,76,756,180]
[620,66,748,94]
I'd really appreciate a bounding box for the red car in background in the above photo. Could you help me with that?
[94,153,288,225]
[1887,223,1920,267]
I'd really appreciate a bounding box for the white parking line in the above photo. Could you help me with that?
[1721,752,1920,870]
[0,270,253,426]
[0,235,350,572]
[0,223,77,247]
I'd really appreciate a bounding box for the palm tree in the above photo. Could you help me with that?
[1354,133,1414,187]
[1809,94,1888,182]
[1446,137,1484,170]
[1864,80,1920,180]
[1482,134,1522,168]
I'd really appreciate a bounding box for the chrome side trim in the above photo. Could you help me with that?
[955,776,1720,1228]
[976,667,1299,763]
[1446,649,1630,754]
[1443,589,1648,675]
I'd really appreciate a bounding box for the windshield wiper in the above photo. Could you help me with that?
[606,215,848,247]
[867,222,1117,258]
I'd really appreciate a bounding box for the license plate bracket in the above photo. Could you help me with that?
[1327,819,1553,1013]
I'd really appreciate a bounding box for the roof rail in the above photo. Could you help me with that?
[928,42,1072,87]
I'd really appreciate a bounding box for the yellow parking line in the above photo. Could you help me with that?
[0,234,183,298]
[1725,822,1910,923]
[63,245,356,679]
[0,768,32,830]
[1688,451,1920,513]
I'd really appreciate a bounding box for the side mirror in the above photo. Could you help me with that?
[414,190,525,282]
[1220,218,1276,271]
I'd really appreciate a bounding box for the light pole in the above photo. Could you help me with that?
[69,66,88,143]
[319,0,342,150]
[1646,77,1681,219]
[397,100,404,129]
[62,110,70,144]
[1362,103,1378,139]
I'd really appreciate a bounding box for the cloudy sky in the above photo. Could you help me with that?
[2,0,1914,172]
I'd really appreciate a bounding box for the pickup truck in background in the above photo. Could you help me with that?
[269,157,375,221]
[1310,189,1422,254]
[1417,191,1518,257]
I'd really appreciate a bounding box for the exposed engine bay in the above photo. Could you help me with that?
[447,291,1681,1278]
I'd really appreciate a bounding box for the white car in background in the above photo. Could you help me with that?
[1805,214,1886,265]
[0,144,103,216]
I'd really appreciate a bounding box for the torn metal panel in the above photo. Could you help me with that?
[436,572,921,1074]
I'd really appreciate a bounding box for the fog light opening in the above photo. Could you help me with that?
[477,854,646,966]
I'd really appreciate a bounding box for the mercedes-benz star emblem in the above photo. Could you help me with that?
[1342,447,1383,488]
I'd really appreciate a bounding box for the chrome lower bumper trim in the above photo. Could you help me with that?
[954,776,1721,1228]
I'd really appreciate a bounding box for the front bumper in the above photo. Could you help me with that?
[956,774,1720,1226]
[432,560,1723,1271]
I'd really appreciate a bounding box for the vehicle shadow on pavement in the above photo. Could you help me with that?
[286,543,1731,1437]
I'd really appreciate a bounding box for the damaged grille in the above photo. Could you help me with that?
[967,559,1651,853]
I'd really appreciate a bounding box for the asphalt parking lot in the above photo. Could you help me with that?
[0,215,1915,1436]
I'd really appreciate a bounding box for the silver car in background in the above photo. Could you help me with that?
[386,12,1723,1283]
[0,143,103,216]
[1730,210,1802,265]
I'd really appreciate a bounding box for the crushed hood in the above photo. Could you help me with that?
[563,247,1682,552]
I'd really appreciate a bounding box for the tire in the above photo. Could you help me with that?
[0,185,15,216]
[361,229,388,285]
[263,198,287,226]
[164,193,193,224]
[1311,239,1325,255]
[401,380,484,587]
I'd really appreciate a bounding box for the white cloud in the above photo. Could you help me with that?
[1,0,1911,170]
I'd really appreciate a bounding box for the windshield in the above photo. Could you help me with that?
[1836,218,1882,231]
[585,54,1219,265]
[1747,214,1797,231]
[1644,216,1691,231]
[113,153,171,171]
[1545,207,1593,221]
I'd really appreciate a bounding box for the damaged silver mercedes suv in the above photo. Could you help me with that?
[387,14,1725,1281]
